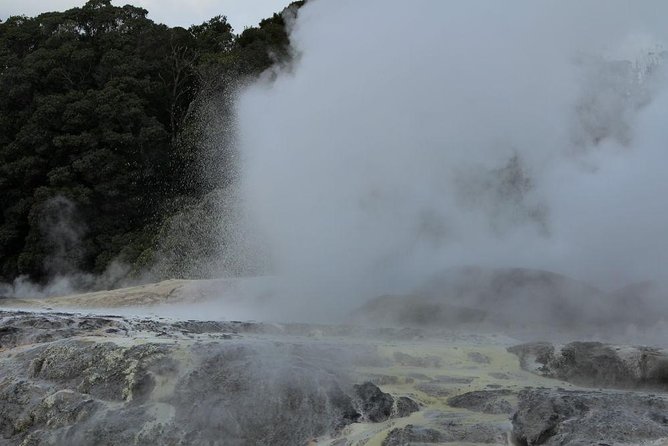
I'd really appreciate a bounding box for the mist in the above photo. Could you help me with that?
[236,0,668,321]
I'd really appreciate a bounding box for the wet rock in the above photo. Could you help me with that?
[507,342,555,372]
[448,389,515,415]
[4,310,417,446]
[512,388,668,445]
[0,313,125,350]
[382,421,508,445]
[170,320,231,334]
[366,374,400,385]
[0,310,467,445]
[354,382,395,422]
[172,343,363,445]
[396,396,420,417]
[22,340,168,402]
[509,341,668,389]
[31,390,100,429]
[0,380,45,437]
[353,382,419,422]
[382,424,444,445]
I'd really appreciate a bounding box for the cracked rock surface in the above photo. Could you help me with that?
[0,311,418,446]
[512,388,668,446]
[508,341,668,389]
[3,305,668,446]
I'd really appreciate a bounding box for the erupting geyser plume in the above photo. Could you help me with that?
[236,0,668,323]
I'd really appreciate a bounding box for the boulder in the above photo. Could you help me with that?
[353,382,419,422]
[512,388,668,445]
[509,341,668,389]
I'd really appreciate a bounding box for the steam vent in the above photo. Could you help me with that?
[2,0,668,445]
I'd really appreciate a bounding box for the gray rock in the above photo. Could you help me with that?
[354,382,395,422]
[0,310,421,446]
[507,342,555,371]
[509,341,668,389]
[382,421,508,445]
[24,340,168,402]
[382,424,444,445]
[396,396,420,417]
[366,374,400,385]
[512,388,668,445]
[448,389,515,415]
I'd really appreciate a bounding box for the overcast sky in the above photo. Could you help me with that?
[0,0,292,31]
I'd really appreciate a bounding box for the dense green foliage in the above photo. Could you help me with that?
[0,0,299,285]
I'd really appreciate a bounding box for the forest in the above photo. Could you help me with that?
[0,0,301,290]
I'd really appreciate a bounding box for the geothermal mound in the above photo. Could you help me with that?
[358,267,665,334]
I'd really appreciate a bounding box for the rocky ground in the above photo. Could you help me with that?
[2,279,668,446]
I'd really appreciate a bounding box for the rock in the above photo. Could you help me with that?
[353,382,419,422]
[0,310,424,446]
[512,388,668,445]
[509,341,668,389]
[24,340,167,402]
[0,313,125,351]
[32,390,100,429]
[382,421,508,445]
[366,374,400,385]
[507,342,555,372]
[382,424,444,445]
[396,396,420,417]
[171,343,363,444]
[354,382,395,422]
[0,380,44,437]
[448,389,515,415]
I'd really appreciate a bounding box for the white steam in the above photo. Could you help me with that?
[236,0,668,320]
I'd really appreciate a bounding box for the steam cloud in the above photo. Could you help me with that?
[236,0,668,320]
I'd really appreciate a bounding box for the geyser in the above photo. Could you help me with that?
[236,0,668,322]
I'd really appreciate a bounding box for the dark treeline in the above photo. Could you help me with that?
[0,0,301,287]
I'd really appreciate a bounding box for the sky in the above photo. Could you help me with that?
[0,0,292,31]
